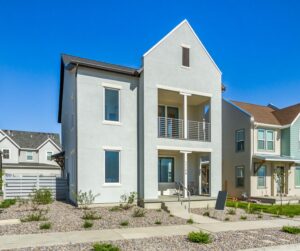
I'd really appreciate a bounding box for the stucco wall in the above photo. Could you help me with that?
[253,127,281,155]
[291,116,300,159]
[76,67,138,203]
[38,141,60,165]
[19,150,38,163]
[0,137,19,164]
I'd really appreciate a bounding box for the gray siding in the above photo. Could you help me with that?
[281,128,291,156]
[291,116,300,159]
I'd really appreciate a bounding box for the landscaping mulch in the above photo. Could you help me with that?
[5,227,300,251]
[0,201,186,235]
[191,207,275,221]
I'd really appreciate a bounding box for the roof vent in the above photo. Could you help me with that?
[268,103,279,110]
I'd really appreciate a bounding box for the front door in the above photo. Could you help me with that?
[275,166,285,195]
[158,157,175,183]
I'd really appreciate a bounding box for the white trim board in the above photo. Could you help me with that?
[157,84,212,98]
[157,145,212,152]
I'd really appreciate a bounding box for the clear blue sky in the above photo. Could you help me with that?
[0,0,299,134]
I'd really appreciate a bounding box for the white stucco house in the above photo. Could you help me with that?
[0,129,62,176]
[58,20,223,207]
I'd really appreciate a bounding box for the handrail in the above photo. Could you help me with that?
[176,181,191,213]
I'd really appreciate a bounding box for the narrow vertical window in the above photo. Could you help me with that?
[47,152,53,161]
[104,88,119,122]
[295,166,300,187]
[235,166,245,187]
[235,129,245,152]
[257,129,265,150]
[257,165,266,188]
[158,157,174,182]
[2,149,10,159]
[27,151,33,161]
[182,47,190,67]
[105,150,120,183]
[266,130,274,151]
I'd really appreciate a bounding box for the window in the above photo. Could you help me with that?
[158,157,174,183]
[298,129,300,150]
[2,149,10,159]
[235,129,245,152]
[47,152,53,161]
[257,165,266,188]
[26,151,33,161]
[235,166,245,187]
[105,150,120,183]
[257,129,274,151]
[182,47,190,67]
[104,88,119,122]
[295,166,300,187]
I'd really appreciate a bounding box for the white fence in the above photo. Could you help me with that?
[3,175,68,200]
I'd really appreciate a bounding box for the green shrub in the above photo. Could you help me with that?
[132,208,145,217]
[156,208,162,212]
[109,206,122,212]
[227,208,236,215]
[0,199,16,208]
[169,214,174,217]
[120,220,129,226]
[120,192,137,210]
[93,243,119,251]
[155,220,161,225]
[203,211,210,217]
[188,231,212,244]
[31,189,53,205]
[257,214,262,219]
[40,222,51,230]
[83,220,93,228]
[240,215,247,220]
[224,217,230,221]
[21,210,47,222]
[82,210,101,220]
[282,226,300,234]
[187,218,194,224]
[75,190,99,210]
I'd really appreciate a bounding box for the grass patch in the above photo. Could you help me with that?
[120,220,129,226]
[282,226,300,234]
[187,218,194,224]
[226,200,300,216]
[40,222,51,230]
[109,206,122,212]
[240,215,247,220]
[227,208,236,215]
[155,220,162,225]
[0,199,16,208]
[132,208,146,217]
[82,210,101,220]
[188,231,212,244]
[83,220,93,228]
[93,242,120,251]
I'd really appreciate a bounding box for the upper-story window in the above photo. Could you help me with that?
[104,88,120,122]
[182,46,190,67]
[47,151,53,161]
[2,149,10,159]
[235,129,245,152]
[258,129,274,151]
[26,151,34,161]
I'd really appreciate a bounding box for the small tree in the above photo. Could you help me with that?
[274,168,285,208]
[120,192,137,210]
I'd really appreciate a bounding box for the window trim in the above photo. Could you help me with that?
[103,86,121,125]
[46,151,53,161]
[257,165,267,189]
[103,148,121,186]
[2,148,10,160]
[235,165,245,188]
[295,166,300,188]
[257,129,275,152]
[181,45,190,68]
[158,156,175,183]
[235,129,245,152]
[26,151,34,161]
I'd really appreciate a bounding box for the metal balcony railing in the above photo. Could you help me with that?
[158,117,211,142]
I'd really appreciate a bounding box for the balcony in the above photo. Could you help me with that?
[158,117,211,142]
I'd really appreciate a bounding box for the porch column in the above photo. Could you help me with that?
[180,151,191,198]
[180,92,191,139]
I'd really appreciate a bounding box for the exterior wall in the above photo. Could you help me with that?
[38,141,60,165]
[290,116,300,159]
[222,100,252,197]
[0,137,19,164]
[281,128,291,156]
[253,127,281,155]
[250,162,273,197]
[76,67,138,203]
[61,67,77,202]
[287,164,300,196]
[142,21,222,199]
[3,168,61,176]
[19,150,39,163]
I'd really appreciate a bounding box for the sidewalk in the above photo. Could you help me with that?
[241,243,300,251]
[0,218,299,250]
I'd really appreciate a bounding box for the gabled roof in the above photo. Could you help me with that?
[231,101,300,126]
[1,130,61,149]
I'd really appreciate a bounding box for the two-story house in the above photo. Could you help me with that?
[0,130,61,176]
[223,100,300,202]
[58,20,223,207]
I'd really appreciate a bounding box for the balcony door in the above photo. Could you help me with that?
[158,105,179,138]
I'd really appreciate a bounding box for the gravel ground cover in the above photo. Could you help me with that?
[4,227,300,251]
[191,207,275,221]
[0,201,186,235]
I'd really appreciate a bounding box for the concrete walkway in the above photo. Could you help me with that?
[0,218,299,250]
[241,243,300,251]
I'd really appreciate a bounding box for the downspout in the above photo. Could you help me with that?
[74,63,79,206]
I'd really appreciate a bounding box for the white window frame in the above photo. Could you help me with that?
[235,165,245,188]
[103,147,121,186]
[26,151,34,161]
[102,84,121,126]
[257,129,275,152]
[235,129,245,152]
[46,151,53,161]
[2,148,10,160]
[181,44,191,69]
[266,130,275,151]
[295,166,300,188]
[257,165,267,189]
[298,129,300,150]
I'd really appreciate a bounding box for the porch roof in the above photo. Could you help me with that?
[253,154,300,163]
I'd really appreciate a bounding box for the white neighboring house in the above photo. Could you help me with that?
[0,129,61,176]
[59,20,223,207]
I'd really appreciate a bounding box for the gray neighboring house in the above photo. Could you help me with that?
[223,100,300,202]
[0,129,62,176]
[58,20,223,207]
